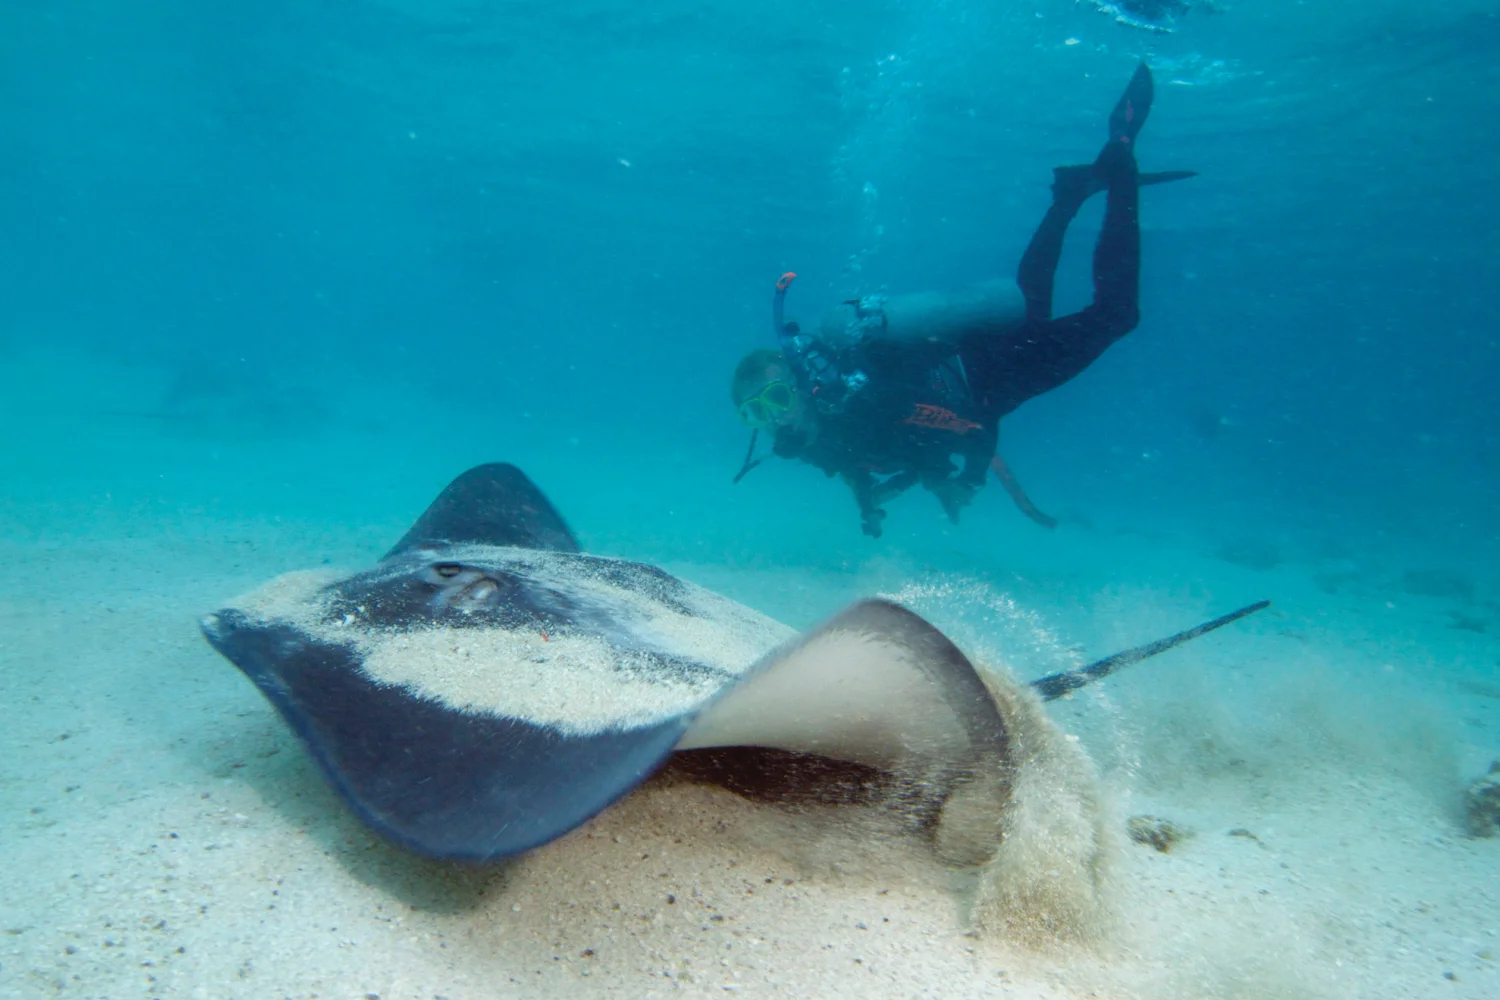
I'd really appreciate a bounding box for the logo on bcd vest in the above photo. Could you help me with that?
[904,404,981,435]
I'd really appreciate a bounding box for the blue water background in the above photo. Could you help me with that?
[2,0,1497,584]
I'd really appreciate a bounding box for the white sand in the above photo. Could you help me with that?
[2,510,1497,1000]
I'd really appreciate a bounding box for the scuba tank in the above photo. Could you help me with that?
[817,278,1025,352]
[771,271,1024,415]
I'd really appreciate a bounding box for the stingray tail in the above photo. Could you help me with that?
[1030,600,1271,701]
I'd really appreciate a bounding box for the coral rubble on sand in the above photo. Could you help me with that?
[1127,814,1191,853]
[1465,763,1500,837]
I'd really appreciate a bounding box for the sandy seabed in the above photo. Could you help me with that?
[1,511,1497,1000]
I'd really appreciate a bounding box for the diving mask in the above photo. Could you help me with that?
[737,380,795,428]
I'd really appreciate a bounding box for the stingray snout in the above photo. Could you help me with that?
[199,611,229,641]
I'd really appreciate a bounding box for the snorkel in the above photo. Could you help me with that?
[733,272,803,484]
[771,271,823,397]
[773,271,797,342]
[773,271,863,407]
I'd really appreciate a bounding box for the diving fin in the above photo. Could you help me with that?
[1048,64,1185,204]
[1051,164,1197,205]
[1141,169,1198,186]
[1108,61,1155,146]
[1090,61,1154,183]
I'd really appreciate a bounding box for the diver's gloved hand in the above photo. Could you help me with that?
[860,507,887,539]
[930,478,979,525]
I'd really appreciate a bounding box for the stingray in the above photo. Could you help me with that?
[200,463,1266,862]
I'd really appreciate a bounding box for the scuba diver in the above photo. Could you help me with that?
[730,62,1194,538]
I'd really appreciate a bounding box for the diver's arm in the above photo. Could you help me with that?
[838,470,888,538]
[920,424,996,525]
[957,422,999,488]
[776,424,883,535]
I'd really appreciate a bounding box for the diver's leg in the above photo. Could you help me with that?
[1071,62,1153,332]
[1016,63,1155,325]
[871,470,921,507]
[1016,181,1088,324]
[842,469,919,538]
[1011,138,1142,395]
[969,70,1150,419]
[1089,137,1142,329]
[1043,67,1147,358]
[1025,171,1190,324]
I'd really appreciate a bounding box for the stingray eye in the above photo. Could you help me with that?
[433,562,464,578]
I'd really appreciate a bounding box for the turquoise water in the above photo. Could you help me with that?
[4,1,1497,565]
[2,2,1498,997]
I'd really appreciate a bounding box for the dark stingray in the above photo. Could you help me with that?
[201,463,1266,862]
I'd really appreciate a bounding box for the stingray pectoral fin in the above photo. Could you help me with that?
[677,599,1009,773]
[384,463,580,559]
[202,611,687,862]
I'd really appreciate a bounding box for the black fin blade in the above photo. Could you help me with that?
[1109,62,1155,145]
[384,463,580,558]
[1140,169,1198,187]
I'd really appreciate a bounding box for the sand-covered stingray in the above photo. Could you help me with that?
[201,463,1264,865]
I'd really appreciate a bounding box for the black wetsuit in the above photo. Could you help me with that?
[963,143,1141,424]
[770,63,1162,536]
[773,146,1141,535]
